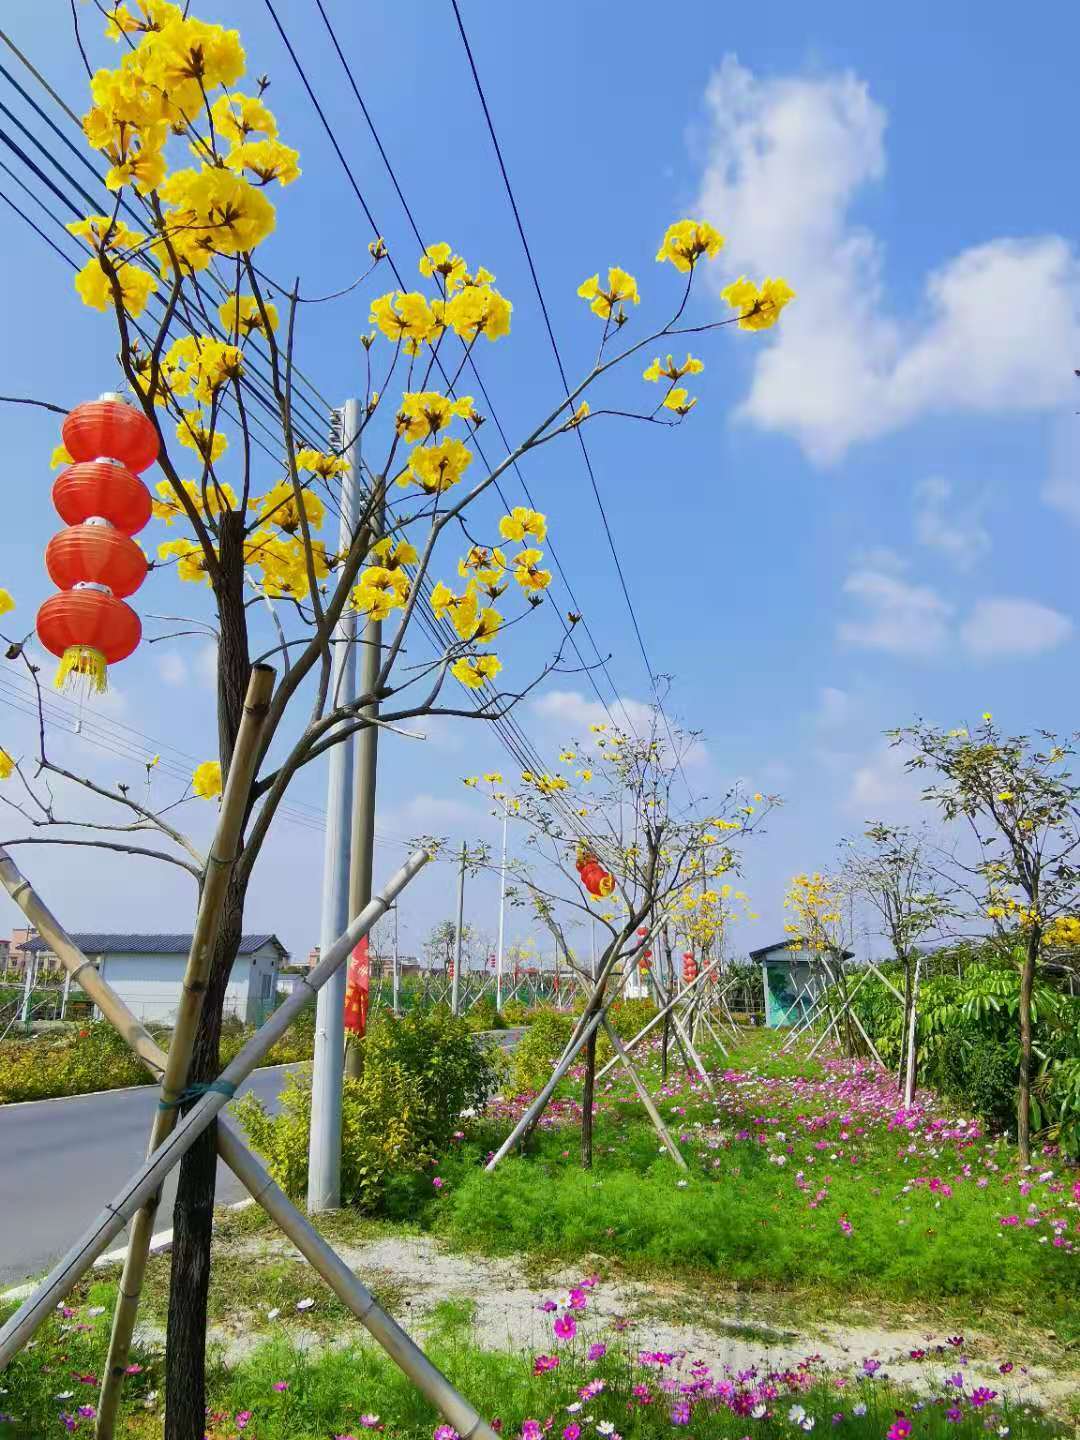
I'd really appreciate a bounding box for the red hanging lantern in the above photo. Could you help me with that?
[62,395,159,474]
[579,857,615,899]
[682,953,699,983]
[37,394,156,694]
[53,461,153,535]
[46,526,147,598]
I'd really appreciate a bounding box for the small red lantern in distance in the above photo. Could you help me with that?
[37,394,157,694]
[682,953,699,983]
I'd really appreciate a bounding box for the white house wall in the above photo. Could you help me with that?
[95,945,280,1024]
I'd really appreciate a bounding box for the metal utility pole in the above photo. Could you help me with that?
[495,803,508,1012]
[345,468,383,1080]
[308,398,360,1213]
[451,841,466,1015]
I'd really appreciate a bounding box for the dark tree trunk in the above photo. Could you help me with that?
[165,518,251,1440]
[163,882,246,1440]
[1017,927,1039,1166]
[580,1025,597,1169]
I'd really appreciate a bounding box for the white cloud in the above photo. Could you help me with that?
[914,477,990,571]
[960,597,1072,658]
[156,651,188,687]
[815,686,851,730]
[838,568,953,656]
[696,57,1080,463]
[196,643,218,688]
[847,742,923,819]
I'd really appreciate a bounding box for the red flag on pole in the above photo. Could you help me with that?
[344,934,370,1036]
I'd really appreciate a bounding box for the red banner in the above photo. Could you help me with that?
[344,935,370,1036]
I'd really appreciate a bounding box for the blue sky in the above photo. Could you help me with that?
[1,0,1079,966]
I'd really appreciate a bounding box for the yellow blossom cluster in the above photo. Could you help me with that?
[577,267,639,321]
[369,243,511,358]
[783,872,843,954]
[721,276,796,331]
[70,6,294,325]
[0,747,14,781]
[351,538,418,622]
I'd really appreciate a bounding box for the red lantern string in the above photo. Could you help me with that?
[37,394,157,694]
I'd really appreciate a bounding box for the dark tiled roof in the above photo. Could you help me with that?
[24,932,288,959]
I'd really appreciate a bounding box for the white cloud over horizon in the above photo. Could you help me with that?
[695,57,1080,463]
[838,565,1072,661]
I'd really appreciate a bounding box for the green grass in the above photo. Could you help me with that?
[418,1030,1080,1344]
[0,1283,1067,1439]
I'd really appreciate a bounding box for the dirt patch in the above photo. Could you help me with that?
[170,1228,1077,1413]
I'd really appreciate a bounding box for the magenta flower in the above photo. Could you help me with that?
[59,1417,76,1435]
[672,1401,691,1425]
[861,1359,881,1377]
[887,1420,911,1440]
[434,1427,461,1440]
[553,1313,577,1341]
[432,1177,446,1190]
[946,1408,964,1423]
[587,1343,607,1362]
[236,1413,253,1431]
[969,1389,997,1409]
[563,1427,581,1440]
[76,1407,96,1420]
[522,1421,543,1440]
[360,1417,382,1429]
[533,1355,560,1375]
[272,1381,289,1391]
[567,1287,588,1311]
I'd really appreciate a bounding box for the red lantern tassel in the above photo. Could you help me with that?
[54,644,109,695]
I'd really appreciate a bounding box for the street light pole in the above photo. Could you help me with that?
[495,803,508,1012]
[451,841,466,1015]
[307,398,360,1214]
[392,903,400,1016]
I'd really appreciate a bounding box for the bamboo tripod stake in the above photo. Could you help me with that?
[0,851,502,1437]
[96,663,275,1440]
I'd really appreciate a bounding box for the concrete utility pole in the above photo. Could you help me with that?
[308,398,360,1213]
[392,903,400,1016]
[451,842,466,1015]
[495,802,508,1012]
[345,476,383,1080]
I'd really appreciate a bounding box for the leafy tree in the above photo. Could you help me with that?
[893,717,1080,1163]
[841,822,954,1096]
[0,7,792,1432]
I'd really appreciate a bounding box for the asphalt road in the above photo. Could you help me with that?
[0,1064,298,1288]
[0,1029,522,1289]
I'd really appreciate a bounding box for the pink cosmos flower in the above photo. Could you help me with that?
[587,1343,607,1362]
[563,1427,581,1440]
[272,1381,289,1391]
[434,1427,460,1440]
[236,1413,253,1431]
[553,1313,577,1341]
[432,1177,446,1190]
[533,1355,560,1375]
[887,1420,911,1440]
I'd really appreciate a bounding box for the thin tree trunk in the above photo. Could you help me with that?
[897,952,913,1093]
[1017,927,1039,1167]
[165,519,250,1440]
[580,1024,597,1169]
[163,891,245,1440]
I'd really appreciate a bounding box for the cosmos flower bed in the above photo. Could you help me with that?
[436,1038,1079,1336]
[0,1279,1063,1439]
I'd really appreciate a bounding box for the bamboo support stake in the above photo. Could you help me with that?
[95,663,275,1440]
[0,847,430,1369]
[595,955,726,1081]
[0,855,494,1439]
[600,1016,687,1169]
[485,1010,603,1170]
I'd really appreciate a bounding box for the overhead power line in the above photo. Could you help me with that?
[445,0,694,802]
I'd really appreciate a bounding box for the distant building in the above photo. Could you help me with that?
[23,932,288,1024]
[1,927,40,976]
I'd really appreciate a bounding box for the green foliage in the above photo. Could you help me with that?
[509,999,658,1093]
[235,1065,432,1212]
[509,1006,578,1092]
[236,1006,497,1212]
[0,1020,155,1103]
[848,945,1080,1150]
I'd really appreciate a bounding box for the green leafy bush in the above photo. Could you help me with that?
[509,999,658,1093]
[0,1020,156,1103]
[235,1006,498,1211]
[234,1064,431,1211]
